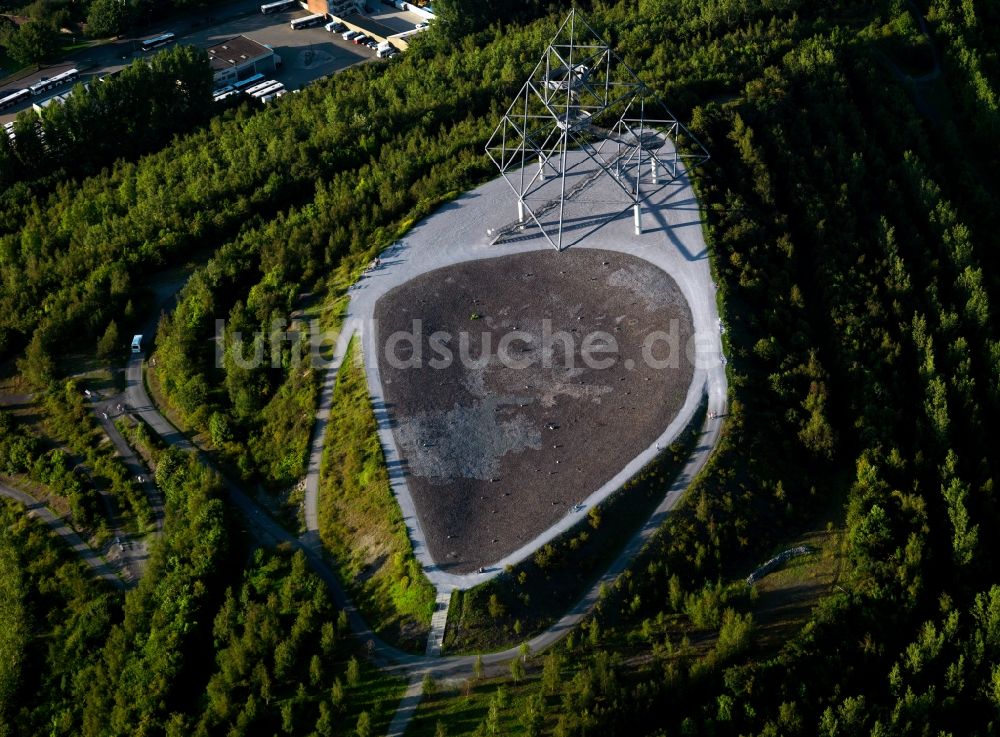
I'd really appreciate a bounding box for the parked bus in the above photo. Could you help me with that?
[290,13,325,29]
[250,81,284,98]
[260,89,286,103]
[232,73,265,91]
[131,335,144,354]
[260,0,297,13]
[140,32,176,52]
[29,68,78,96]
[0,88,30,111]
[243,79,277,96]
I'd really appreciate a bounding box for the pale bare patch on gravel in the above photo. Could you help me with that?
[374,248,695,573]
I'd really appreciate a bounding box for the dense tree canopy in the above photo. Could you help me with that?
[0,18,60,64]
[0,44,213,193]
[0,0,998,733]
[85,0,138,38]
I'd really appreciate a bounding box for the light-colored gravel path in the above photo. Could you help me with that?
[385,675,426,737]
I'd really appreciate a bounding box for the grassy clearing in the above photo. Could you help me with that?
[744,526,847,652]
[407,672,548,737]
[0,51,26,82]
[114,413,167,470]
[59,39,97,55]
[317,338,435,652]
[444,403,707,654]
[346,664,408,737]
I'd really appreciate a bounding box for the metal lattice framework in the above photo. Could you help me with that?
[485,9,710,250]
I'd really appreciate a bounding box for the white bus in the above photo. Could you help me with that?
[0,88,30,111]
[261,0,297,13]
[140,32,176,52]
[290,13,325,29]
[243,79,277,96]
[29,69,79,96]
[250,81,285,98]
[232,72,265,91]
[131,335,144,353]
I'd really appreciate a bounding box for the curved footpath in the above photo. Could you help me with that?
[0,481,125,590]
[94,405,165,534]
[125,156,724,733]
[126,341,724,677]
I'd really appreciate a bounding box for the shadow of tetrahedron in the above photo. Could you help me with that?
[484,8,710,251]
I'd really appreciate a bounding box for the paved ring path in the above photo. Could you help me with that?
[303,144,726,593]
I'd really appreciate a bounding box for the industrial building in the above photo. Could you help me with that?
[207,35,278,86]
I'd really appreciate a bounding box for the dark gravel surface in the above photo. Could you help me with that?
[374,248,694,572]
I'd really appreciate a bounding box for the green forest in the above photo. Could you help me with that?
[1,0,999,733]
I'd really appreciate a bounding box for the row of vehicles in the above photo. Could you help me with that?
[290,13,326,29]
[0,68,80,113]
[5,2,405,119]
[213,74,287,104]
[261,1,400,58]
[1,29,173,116]
[341,29,398,57]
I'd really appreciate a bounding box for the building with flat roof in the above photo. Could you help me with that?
[207,35,277,85]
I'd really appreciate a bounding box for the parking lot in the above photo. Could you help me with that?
[183,10,373,90]
[0,4,375,125]
[365,5,428,34]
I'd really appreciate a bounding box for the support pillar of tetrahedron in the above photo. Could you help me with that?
[483,7,710,250]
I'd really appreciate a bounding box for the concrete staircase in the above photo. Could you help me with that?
[425,591,452,657]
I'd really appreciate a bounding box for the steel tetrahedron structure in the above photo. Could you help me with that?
[485,9,710,250]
